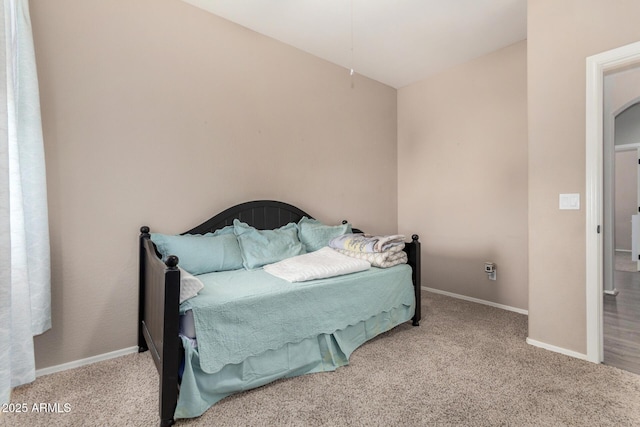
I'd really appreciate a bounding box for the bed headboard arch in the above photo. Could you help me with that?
[184,200,313,235]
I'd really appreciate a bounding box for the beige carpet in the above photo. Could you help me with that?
[3,292,640,427]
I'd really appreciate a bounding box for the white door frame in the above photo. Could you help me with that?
[586,40,640,363]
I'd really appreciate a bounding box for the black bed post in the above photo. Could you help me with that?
[410,234,421,326]
[139,226,150,352]
[160,255,181,427]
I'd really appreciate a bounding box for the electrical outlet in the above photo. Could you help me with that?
[484,262,496,280]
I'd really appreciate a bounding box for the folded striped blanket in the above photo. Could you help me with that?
[334,248,408,268]
[329,233,405,253]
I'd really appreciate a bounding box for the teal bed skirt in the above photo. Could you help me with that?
[175,302,414,419]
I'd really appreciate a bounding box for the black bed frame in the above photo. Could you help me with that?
[138,200,421,427]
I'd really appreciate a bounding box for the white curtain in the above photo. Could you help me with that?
[0,0,51,405]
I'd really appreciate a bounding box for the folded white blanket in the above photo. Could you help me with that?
[328,233,405,253]
[263,247,371,282]
[333,248,408,268]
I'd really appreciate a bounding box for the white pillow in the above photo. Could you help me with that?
[263,247,370,282]
[179,267,204,303]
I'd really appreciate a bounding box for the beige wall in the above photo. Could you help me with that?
[398,41,529,310]
[528,0,640,354]
[615,150,636,251]
[33,0,640,369]
[605,66,640,125]
[30,0,398,369]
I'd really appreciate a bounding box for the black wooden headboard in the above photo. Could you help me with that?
[185,200,313,235]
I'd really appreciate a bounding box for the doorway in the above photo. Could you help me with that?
[605,102,640,297]
[585,40,640,364]
[604,141,640,374]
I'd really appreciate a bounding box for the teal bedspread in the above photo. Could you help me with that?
[175,301,415,419]
[175,265,415,419]
[180,265,415,375]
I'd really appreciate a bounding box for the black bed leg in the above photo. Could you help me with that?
[139,226,151,353]
[408,234,421,327]
[160,418,175,427]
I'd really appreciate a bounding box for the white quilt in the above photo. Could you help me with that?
[333,248,408,268]
[263,247,371,282]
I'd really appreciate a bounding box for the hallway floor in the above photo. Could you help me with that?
[604,251,640,375]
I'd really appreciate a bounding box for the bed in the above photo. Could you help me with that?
[138,200,421,426]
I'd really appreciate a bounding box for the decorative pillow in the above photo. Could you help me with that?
[297,217,352,252]
[233,219,306,269]
[150,232,243,275]
[179,267,204,303]
[211,225,235,236]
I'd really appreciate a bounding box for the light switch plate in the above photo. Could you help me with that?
[559,193,580,210]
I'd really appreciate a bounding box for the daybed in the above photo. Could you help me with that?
[138,200,421,426]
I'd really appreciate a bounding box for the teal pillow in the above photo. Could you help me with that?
[150,231,243,275]
[297,217,352,252]
[233,219,306,269]
[211,225,235,236]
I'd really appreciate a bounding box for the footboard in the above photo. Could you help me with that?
[138,226,182,427]
[404,234,421,326]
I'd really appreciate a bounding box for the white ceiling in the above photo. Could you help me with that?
[181,0,527,89]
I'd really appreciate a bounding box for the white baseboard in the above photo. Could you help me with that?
[33,293,588,378]
[525,338,590,361]
[420,287,592,363]
[35,346,139,378]
[422,286,528,315]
